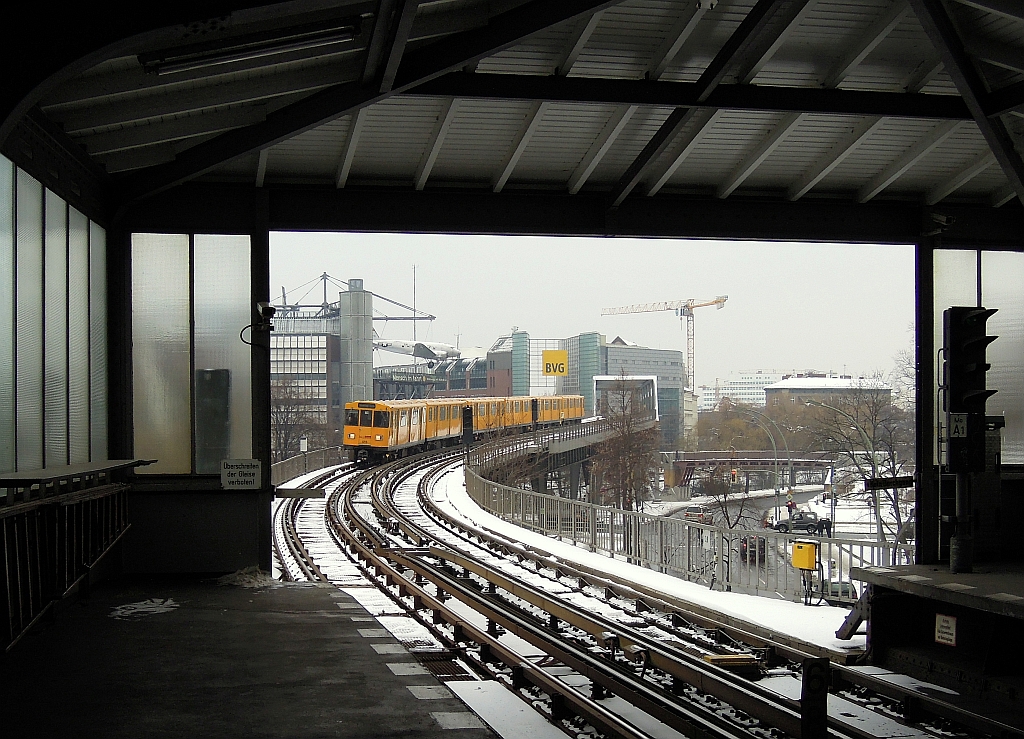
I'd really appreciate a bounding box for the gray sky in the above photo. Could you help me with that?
[270,232,915,388]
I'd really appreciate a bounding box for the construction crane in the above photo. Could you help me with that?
[601,296,728,391]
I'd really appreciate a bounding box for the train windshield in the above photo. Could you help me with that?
[373,411,390,428]
[360,410,372,426]
[345,410,358,426]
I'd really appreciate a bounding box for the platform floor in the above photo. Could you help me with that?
[1,575,496,739]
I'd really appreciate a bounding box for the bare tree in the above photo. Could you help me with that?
[270,377,323,462]
[592,377,660,511]
[805,374,914,542]
[697,465,763,529]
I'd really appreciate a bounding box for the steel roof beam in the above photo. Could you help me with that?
[787,117,887,200]
[990,184,1016,207]
[644,0,817,198]
[378,1,420,93]
[909,0,1024,205]
[492,7,605,192]
[256,149,269,187]
[952,0,1024,23]
[115,0,626,202]
[567,2,707,195]
[903,58,944,93]
[986,79,1024,116]
[335,108,367,188]
[608,0,792,208]
[414,72,971,119]
[414,97,458,190]
[857,120,963,202]
[736,0,910,200]
[51,59,363,134]
[967,37,1024,75]
[493,101,549,192]
[925,149,996,204]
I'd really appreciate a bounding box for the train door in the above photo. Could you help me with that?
[410,406,421,444]
[531,397,538,429]
[398,409,409,446]
[450,404,461,437]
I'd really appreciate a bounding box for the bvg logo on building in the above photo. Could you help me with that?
[542,350,568,376]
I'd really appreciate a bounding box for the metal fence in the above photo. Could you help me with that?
[271,447,344,486]
[466,434,904,604]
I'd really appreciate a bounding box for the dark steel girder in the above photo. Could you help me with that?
[112,0,625,204]
[985,79,1024,117]
[411,72,972,120]
[608,0,793,208]
[908,0,1024,204]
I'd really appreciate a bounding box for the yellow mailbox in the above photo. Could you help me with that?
[791,540,817,571]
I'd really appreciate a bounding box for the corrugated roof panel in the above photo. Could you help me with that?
[476,25,573,76]
[840,19,940,91]
[811,118,941,190]
[661,111,786,188]
[741,114,861,188]
[509,103,617,183]
[957,167,1012,199]
[266,117,350,181]
[428,99,538,183]
[585,106,676,185]
[883,126,991,193]
[571,0,686,80]
[349,97,448,181]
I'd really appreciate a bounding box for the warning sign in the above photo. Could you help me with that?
[542,350,568,376]
[949,413,967,438]
[221,459,261,489]
[935,613,957,646]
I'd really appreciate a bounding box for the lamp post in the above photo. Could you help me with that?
[806,399,884,542]
[744,407,794,487]
[740,411,780,522]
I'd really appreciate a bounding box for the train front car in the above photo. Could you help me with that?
[343,401,393,463]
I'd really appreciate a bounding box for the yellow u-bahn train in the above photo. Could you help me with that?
[343,395,585,463]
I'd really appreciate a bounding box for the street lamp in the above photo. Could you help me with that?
[805,398,885,542]
[739,411,780,522]
[744,406,794,487]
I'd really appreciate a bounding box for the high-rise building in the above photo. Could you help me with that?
[698,370,787,411]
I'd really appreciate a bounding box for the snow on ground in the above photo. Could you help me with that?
[431,467,866,654]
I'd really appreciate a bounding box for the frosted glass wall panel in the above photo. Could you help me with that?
[193,234,251,471]
[16,170,43,471]
[932,250,978,465]
[89,222,107,461]
[982,251,1024,464]
[68,207,90,464]
[0,157,12,473]
[44,189,68,467]
[132,233,190,473]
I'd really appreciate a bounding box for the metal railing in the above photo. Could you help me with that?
[466,433,899,604]
[271,447,344,486]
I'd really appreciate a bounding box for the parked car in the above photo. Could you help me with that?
[682,504,714,524]
[739,535,767,562]
[822,581,858,606]
[775,510,818,534]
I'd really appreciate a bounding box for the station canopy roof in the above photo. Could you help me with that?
[6,0,1024,223]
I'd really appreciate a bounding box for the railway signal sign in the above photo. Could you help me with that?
[943,306,997,473]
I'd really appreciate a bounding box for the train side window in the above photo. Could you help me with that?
[513,401,519,413]
[373,411,390,428]
[412,410,419,425]
[400,411,408,427]
[439,406,447,421]
[491,402,496,415]
[360,409,373,426]
[345,410,358,426]
[428,408,434,422]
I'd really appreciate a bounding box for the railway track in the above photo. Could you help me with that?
[273,452,1020,739]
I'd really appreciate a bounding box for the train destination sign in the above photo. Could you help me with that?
[542,350,568,376]
[222,459,261,489]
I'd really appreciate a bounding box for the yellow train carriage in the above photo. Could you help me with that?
[344,394,585,463]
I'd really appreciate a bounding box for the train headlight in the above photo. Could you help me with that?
[348,433,355,439]
[375,435,382,441]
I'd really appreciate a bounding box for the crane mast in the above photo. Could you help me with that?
[601,296,727,392]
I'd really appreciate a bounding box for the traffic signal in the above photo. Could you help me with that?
[943,306,997,473]
[731,469,738,483]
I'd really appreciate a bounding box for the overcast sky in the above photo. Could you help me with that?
[270,232,915,389]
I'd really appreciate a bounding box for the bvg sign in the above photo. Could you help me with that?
[542,350,568,376]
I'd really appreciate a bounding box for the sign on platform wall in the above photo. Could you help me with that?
[935,613,957,646]
[542,350,568,376]
[222,459,261,489]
